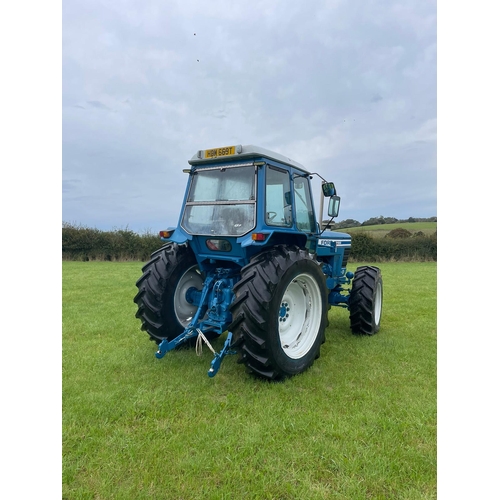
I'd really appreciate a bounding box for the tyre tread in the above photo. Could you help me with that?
[349,265,382,335]
[133,243,196,343]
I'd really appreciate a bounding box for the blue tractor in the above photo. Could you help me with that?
[134,145,383,380]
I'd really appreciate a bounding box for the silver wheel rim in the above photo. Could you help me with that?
[174,265,203,327]
[374,280,382,325]
[278,272,322,359]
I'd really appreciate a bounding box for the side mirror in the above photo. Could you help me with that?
[322,182,336,197]
[328,195,341,218]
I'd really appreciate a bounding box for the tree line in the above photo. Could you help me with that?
[324,215,437,230]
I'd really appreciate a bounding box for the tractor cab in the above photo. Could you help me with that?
[164,144,343,268]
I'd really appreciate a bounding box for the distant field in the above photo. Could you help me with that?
[341,222,437,238]
[63,261,436,499]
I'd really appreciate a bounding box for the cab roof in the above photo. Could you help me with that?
[188,144,310,173]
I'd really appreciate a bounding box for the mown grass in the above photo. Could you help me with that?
[63,261,436,499]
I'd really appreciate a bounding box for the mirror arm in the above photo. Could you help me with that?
[309,172,328,183]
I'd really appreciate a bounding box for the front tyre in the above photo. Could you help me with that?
[229,245,329,380]
[349,266,383,335]
[134,243,203,344]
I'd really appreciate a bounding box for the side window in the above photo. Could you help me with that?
[293,177,315,232]
[265,166,292,227]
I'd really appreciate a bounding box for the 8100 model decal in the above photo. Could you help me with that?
[318,239,351,248]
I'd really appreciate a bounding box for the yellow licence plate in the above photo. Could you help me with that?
[204,146,235,159]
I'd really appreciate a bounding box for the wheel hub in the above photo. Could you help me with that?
[279,302,290,323]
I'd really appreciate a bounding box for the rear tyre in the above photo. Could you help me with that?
[229,245,329,380]
[349,266,383,335]
[134,243,203,344]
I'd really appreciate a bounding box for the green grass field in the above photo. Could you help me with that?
[63,261,436,499]
[342,222,437,238]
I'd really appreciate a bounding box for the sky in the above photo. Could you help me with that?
[62,0,437,233]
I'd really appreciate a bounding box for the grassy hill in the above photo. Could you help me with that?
[339,222,437,238]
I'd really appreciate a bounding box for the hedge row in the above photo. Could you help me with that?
[62,224,162,262]
[62,224,437,262]
[348,231,437,262]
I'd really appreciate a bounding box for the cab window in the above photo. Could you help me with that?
[265,166,292,227]
[293,177,315,232]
